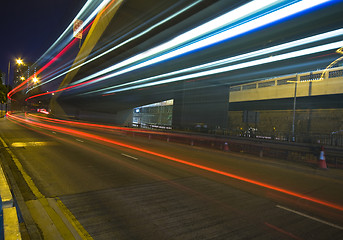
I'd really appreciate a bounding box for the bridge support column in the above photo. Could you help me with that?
[172,84,228,131]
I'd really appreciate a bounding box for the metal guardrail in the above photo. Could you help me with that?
[127,128,343,169]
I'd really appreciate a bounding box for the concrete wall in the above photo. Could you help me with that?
[228,109,343,137]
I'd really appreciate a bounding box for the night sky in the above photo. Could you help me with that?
[1,0,85,74]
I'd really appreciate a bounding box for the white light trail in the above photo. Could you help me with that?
[36,0,111,64]
[29,0,203,91]
[70,0,332,89]
[86,28,343,94]
[70,0,285,86]
[102,41,343,94]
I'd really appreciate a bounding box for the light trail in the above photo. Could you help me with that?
[7,0,105,99]
[100,41,343,94]
[67,0,288,87]
[25,0,335,101]
[83,28,343,95]
[36,0,112,64]
[68,0,332,89]
[27,0,203,91]
[7,113,343,212]
[25,113,219,143]
[10,0,122,99]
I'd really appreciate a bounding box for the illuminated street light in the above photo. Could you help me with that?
[6,57,25,113]
[32,76,39,83]
[20,76,25,81]
[16,58,24,65]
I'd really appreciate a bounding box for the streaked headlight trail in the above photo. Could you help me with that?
[19,0,340,103]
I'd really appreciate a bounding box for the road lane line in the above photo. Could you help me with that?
[76,139,84,142]
[121,153,138,160]
[276,205,343,230]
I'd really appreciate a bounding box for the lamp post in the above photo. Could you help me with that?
[288,74,301,142]
[6,58,25,114]
[291,78,298,142]
[289,46,343,142]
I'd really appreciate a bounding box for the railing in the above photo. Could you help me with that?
[128,126,343,169]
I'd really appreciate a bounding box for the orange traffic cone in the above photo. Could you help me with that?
[224,142,229,151]
[318,146,327,169]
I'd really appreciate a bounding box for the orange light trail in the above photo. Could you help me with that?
[7,113,343,212]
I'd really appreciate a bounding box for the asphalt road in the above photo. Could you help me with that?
[1,114,343,239]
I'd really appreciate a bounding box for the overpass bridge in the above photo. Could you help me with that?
[229,66,343,106]
[228,66,343,141]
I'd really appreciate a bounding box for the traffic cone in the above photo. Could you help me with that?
[318,146,327,169]
[224,142,229,151]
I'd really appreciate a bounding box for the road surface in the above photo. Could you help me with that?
[0,113,342,239]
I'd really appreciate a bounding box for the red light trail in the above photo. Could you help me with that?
[21,0,120,102]
[7,113,343,213]
[8,17,96,100]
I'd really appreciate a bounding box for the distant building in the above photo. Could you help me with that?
[13,62,37,88]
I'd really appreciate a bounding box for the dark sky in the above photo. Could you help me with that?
[1,0,85,73]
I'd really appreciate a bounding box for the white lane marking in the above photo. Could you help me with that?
[52,131,56,134]
[276,205,343,230]
[121,153,138,160]
[75,139,84,143]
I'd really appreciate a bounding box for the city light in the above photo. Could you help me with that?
[16,58,23,65]
[32,76,39,83]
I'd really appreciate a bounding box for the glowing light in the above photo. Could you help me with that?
[70,0,332,89]
[69,0,286,87]
[7,113,343,212]
[102,41,343,94]
[25,0,334,101]
[29,0,203,91]
[87,28,343,95]
[32,76,39,83]
[16,58,23,65]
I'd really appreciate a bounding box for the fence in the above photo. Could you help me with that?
[128,127,343,169]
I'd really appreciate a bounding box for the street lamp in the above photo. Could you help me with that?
[16,58,24,65]
[32,76,39,83]
[6,58,25,114]
[288,75,299,142]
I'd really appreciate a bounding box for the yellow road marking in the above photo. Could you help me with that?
[0,136,93,239]
[56,198,94,240]
[11,141,55,147]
